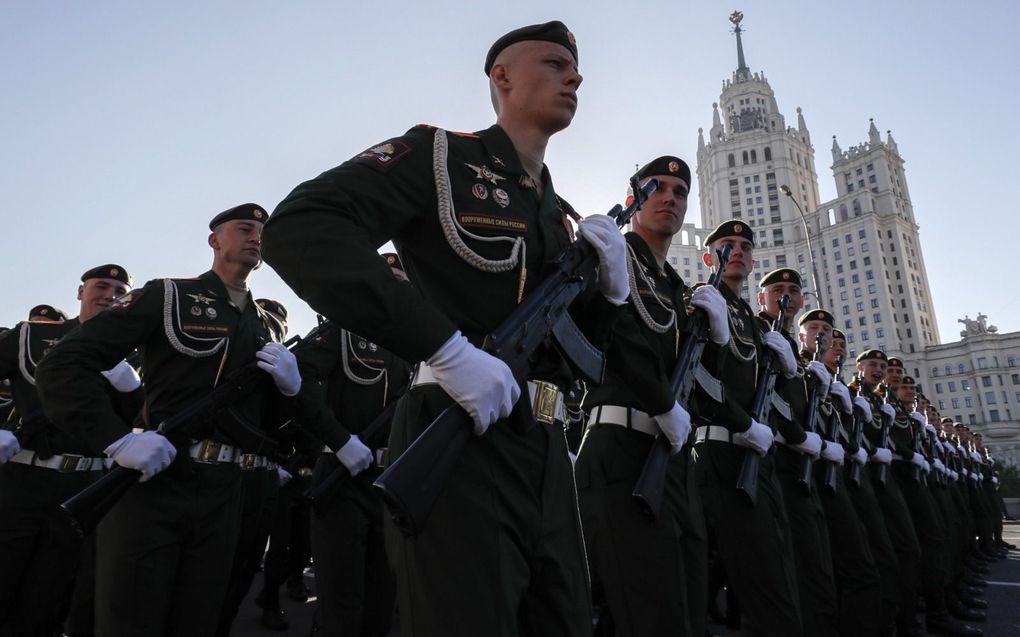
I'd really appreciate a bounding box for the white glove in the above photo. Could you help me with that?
[956,446,965,457]
[852,396,873,422]
[428,331,520,435]
[806,361,831,394]
[950,470,958,481]
[961,467,969,477]
[568,451,577,466]
[101,360,142,392]
[335,435,373,476]
[762,332,797,379]
[653,402,693,455]
[689,286,730,345]
[821,441,846,466]
[576,215,628,306]
[852,448,868,465]
[910,452,925,469]
[829,382,852,414]
[922,459,930,473]
[970,472,979,482]
[869,447,893,465]
[792,431,823,458]
[933,459,945,474]
[732,420,774,456]
[256,342,301,396]
[970,451,982,462]
[277,467,293,485]
[909,411,926,429]
[103,431,176,482]
[0,430,21,464]
[993,476,999,485]
[924,423,937,436]
[880,404,896,421]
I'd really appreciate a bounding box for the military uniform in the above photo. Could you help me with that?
[577,223,707,637]
[299,325,411,636]
[0,315,142,635]
[36,263,297,636]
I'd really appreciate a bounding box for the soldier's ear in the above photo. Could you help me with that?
[208,232,219,251]
[77,285,84,301]
[701,251,713,268]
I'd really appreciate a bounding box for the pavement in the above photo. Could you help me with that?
[231,523,1020,636]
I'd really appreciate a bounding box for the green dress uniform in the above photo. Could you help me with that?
[575,232,707,637]
[691,283,802,636]
[35,271,299,636]
[0,318,143,635]
[263,123,616,637]
[299,327,411,636]
[762,333,837,637]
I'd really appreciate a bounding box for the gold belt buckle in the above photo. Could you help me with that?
[58,454,84,472]
[197,441,222,464]
[531,381,562,425]
[238,453,258,470]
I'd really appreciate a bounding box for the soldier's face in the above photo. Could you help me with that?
[823,337,846,367]
[884,365,904,387]
[707,236,754,281]
[211,220,263,269]
[759,282,803,320]
[798,319,833,354]
[858,359,887,385]
[78,277,130,322]
[494,41,581,134]
[632,175,688,239]
[897,383,916,404]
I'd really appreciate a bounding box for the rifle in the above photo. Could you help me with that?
[926,427,945,488]
[875,383,892,487]
[846,373,866,489]
[796,334,828,494]
[630,244,732,519]
[373,179,660,539]
[303,399,397,507]
[735,294,790,504]
[820,355,845,495]
[909,397,925,485]
[61,320,337,537]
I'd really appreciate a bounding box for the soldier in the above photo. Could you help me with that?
[576,156,724,636]
[28,304,69,322]
[0,265,141,636]
[691,221,803,636]
[36,204,305,636]
[297,253,413,637]
[262,21,626,637]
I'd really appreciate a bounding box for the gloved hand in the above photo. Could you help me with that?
[654,402,692,455]
[924,423,937,436]
[922,460,930,473]
[335,435,373,476]
[256,342,301,396]
[993,476,999,485]
[689,286,730,345]
[829,382,852,414]
[428,331,520,435]
[822,441,845,465]
[933,459,946,474]
[761,332,797,379]
[969,451,982,462]
[0,430,21,464]
[961,467,969,478]
[869,447,893,465]
[101,360,142,392]
[910,452,925,469]
[277,467,292,486]
[852,448,868,466]
[950,470,958,481]
[103,431,176,482]
[732,420,774,456]
[909,411,926,429]
[806,361,831,394]
[576,215,628,306]
[852,396,873,422]
[792,431,823,458]
[880,404,896,421]
[956,446,966,457]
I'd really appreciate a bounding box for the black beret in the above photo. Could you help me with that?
[28,304,68,321]
[798,308,834,327]
[381,252,404,272]
[901,376,916,386]
[81,263,132,286]
[887,357,904,368]
[635,155,691,188]
[484,21,577,76]
[705,219,754,247]
[255,298,288,322]
[856,349,888,363]
[209,203,267,230]
[759,268,801,289]
[831,329,846,341]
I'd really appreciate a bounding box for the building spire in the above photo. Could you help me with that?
[730,11,751,80]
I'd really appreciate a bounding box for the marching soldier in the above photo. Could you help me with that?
[28,304,69,322]
[0,265,141,636]
[576,156,723,636]
[36,204,304,636]
[262,21,627,636]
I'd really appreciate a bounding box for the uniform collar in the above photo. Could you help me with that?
[624,232,681,286]
[475,125,528,177]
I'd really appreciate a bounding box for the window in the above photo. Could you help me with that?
[1009,356,1017,367]
[856,302,864,311]
[861,330,869,341]
[873,313,881,323]
[978,357,988,369]
[990,409,1001,422]
[871,299,879,308]
[1012,373,1020,385]
[962,379,972,391]
[965,397,974,408]
[764,147,772,161]
[832,238,840,247]
[935,383,943,394]
[932,367,940,377]
[958,364,965,374]
[843,306,850,315]
[948,381,956,392]
[851,274,860,284]
[858,316,867,326]
[985,391,997,404]
[728,154,735,168]
[854,288,862,298]
[952,398,960,409]
[840,291,848,301]
[982,376,993,388]
[876,328,884,338]
[868,284,877,294]
[938,400,946,410]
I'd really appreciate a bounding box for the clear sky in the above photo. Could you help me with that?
[2,1,1016,344]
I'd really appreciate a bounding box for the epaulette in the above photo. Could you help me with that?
[413,124,479,138]
[555,195,582,222]
[25,319,67,325]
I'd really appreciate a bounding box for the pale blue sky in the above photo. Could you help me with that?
[2,1,1016,343]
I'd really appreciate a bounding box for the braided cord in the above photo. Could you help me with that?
[625,244,675,334]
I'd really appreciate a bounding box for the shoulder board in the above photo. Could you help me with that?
[25,319,68,325]
[555,196,582,222]
[413,124,479,138]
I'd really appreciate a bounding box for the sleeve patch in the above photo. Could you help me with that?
[110,289,146,311]
[351,138,413,171]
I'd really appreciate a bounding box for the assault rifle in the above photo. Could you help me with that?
[62,320,337,537]
[630,244,732,519]
[796,334,828,494]
[846,373,867,489]
[820,355,845,495]
[875,383,893,487]
[735,294,790,504]
[373,179,659,538]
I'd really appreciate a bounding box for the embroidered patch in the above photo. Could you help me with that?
[457,213,528,234]
[110,289,145,311]
[182,324,230,334]
[353,139,412,171]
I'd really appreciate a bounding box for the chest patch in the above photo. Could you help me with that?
[456,212,528,234]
